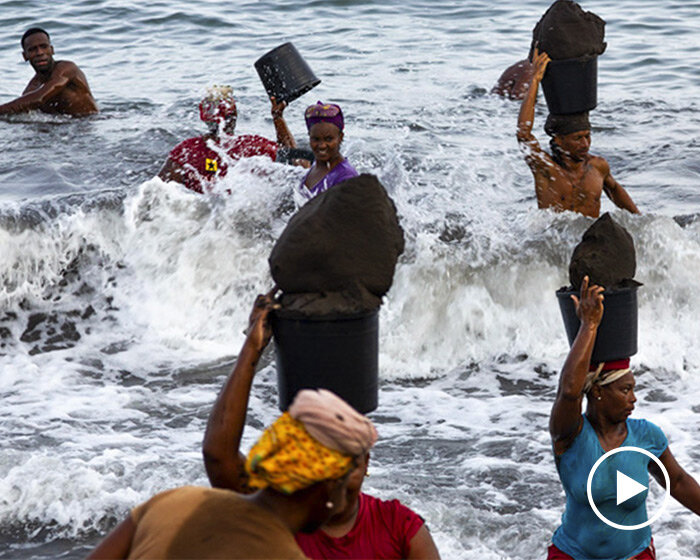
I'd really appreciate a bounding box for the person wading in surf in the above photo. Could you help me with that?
[202,290,441,559]
[0,28,98,116]
[547,276,700,559]
[516,48,639,218]
[158,86,298,193]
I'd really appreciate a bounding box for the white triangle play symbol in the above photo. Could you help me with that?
[616,470,647,505]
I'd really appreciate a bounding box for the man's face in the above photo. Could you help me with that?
[556,129,591,161]
[23,32,54,73]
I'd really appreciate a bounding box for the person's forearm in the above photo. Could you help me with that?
[0,95,41,114]
[672,472,700,515]
[516,76,539,141]
[559,322,597,397]
[274,116,297,149]
[202,338,261,489]
[613,187,640,214]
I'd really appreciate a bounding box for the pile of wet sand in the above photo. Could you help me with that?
[269,174,404,318]
[530,0,606,61]
[568,213,638,290]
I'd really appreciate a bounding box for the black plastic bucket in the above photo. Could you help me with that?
[254,43,321,104]
[271,309,379,413]
[541,56,597,115]
[556,285,638,363]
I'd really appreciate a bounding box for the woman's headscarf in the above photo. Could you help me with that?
[304,101,344,131]
[246,389,376,494]
[583,359,632,394]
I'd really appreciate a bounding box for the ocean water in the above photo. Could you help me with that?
[1,1,700,558]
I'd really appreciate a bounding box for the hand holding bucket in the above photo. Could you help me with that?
[254,42,321,104]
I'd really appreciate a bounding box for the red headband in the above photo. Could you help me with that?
[589,358,630,372]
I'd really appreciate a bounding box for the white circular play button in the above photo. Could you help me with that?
[586,446,670,530]
[616,470,647,505]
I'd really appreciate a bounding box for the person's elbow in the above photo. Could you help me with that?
[557,381,583,403]
[516,128,532,145]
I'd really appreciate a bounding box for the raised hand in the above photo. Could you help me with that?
[531,46,551,83]
[571,275,604,329]
[247,287,281,352]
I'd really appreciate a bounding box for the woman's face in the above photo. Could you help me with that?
[300,471,352,534]
[599,372,637,422]
[327,453,368,524]
[308,122,343,164]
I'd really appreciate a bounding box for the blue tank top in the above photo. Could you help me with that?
[552,415,667,560]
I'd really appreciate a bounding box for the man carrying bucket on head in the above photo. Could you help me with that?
[158,85,298,193]
[516,48,640,218]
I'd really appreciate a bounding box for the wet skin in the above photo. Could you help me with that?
[0,31,99,116]
[516,48,639,217]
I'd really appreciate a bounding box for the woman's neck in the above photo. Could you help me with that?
[320,496,360,538]
[585,408,628,451]
[318,154,343,171]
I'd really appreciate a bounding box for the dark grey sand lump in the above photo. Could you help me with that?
[530,0,606,61]
[569,213,637,290]
[269,174,405,318]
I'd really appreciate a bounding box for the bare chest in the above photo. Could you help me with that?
[537,160,604,214]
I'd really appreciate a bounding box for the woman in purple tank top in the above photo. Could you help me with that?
[298,101,358,200]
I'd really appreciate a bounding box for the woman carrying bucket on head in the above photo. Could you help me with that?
[547,276,700,559]
[298,101,359,200]
[88,383,376,559]
[202,290,441,559]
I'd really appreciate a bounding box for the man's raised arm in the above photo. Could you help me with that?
[516,48,550,158]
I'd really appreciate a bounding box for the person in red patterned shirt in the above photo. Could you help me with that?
[158,86,298,193]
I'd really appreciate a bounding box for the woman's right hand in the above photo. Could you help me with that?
[571,275,604,329]
[531,46,550,83]
[246,287,280,353]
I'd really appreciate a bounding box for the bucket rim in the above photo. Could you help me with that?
[556,283,640,297]
[272,307,380,323]
[545,54,598,66]
[255,41,297,64]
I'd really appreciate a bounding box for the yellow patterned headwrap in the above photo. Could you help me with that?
[245,412,353,494]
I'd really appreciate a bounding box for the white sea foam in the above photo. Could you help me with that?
[1,1,700,558]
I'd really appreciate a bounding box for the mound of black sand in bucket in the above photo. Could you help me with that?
[269,174,405,318]
[530,0,606,61]
[568,213,639,290]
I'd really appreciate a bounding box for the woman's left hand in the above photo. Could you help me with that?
[270,96,287,119]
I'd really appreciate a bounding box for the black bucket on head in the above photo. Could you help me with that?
[271,309,379,413]
[556,285,638,363]
[541,56,597,115]
[254,42,321,104]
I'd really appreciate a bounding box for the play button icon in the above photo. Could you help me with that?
[616,470,647,505]
[587,446,671,530]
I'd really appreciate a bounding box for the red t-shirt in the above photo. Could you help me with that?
[168,134,277,193]
[295,493,425,559]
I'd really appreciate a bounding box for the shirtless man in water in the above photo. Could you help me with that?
[516,48,639,218]
[0,28,98,116]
